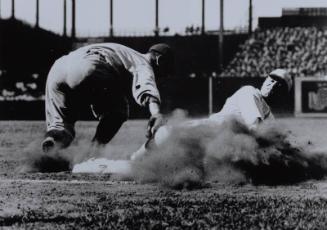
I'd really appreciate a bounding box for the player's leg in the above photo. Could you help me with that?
[92,112,127,145]
[43,129,75,152]
[42,59,77,153]
[43,91,76,152]
[43,51,108,152]
[91,92,129,145]
[208,112,225,124]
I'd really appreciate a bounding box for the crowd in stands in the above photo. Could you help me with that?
[0,70,44,101]
[220,27,327,78]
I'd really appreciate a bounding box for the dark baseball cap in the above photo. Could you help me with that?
[149,43,172,57]
[149,43,174,75]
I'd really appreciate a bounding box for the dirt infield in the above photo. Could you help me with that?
[1,118,327,228]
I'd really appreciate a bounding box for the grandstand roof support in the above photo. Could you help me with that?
[109,0,114,37]
[35,0,39,28]
[11,0,15,19]
[71,0,76,39]
[201,0,205,35]
[155,0,159,36]
[219,0,224,72]
[63,0,67,36]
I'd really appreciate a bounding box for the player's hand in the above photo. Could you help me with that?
[146,113,166,139]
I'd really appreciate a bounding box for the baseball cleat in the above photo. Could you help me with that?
[42,137,55,153]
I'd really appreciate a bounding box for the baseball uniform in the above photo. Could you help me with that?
[46,43,161,145]
[209,86,274,128]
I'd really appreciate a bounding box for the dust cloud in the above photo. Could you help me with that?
[131,112,327,189]
[17,138,101,173]
[17,109,327,190]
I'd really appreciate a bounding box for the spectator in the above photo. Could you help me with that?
[221,27,327,79]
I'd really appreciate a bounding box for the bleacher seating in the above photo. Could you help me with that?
[220,27,327,78]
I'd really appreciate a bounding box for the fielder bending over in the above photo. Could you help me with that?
[42,43,173,153]
[131,69,293,160]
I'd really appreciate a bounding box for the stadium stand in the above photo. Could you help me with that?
[220,26,327,78]
[221,7,327,79]
[0,18,72,101]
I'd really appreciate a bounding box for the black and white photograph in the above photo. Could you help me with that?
[1,0,327,228]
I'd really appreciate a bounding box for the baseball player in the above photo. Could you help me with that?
[131,68,292,160]
[208,68,292,129]
[42,43,173,153]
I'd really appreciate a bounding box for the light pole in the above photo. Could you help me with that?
[201,0,205,35]
[249,0,252,34]
[71,0,76,39]
[154,0,159,36]
[219,0,224,72]
[35,0,39,28]
[11,0,15,19]
[109,0,113,37]
[63,0,67,36]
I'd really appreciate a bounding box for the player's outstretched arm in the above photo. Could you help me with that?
[146,99,166,139]
[130,101,163,161]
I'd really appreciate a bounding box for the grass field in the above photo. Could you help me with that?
[1,118,327,229]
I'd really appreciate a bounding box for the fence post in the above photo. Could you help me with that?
[209,75,213,115]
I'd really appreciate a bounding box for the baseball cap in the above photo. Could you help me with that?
[268,69,292,91]
[149,43,174,74]
[149,43,172,57]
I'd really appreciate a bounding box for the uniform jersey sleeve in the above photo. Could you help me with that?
[237,86,265,127]
[132,65,161,107]
[265,110,275,121]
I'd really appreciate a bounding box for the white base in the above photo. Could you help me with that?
[72,158,131,174]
